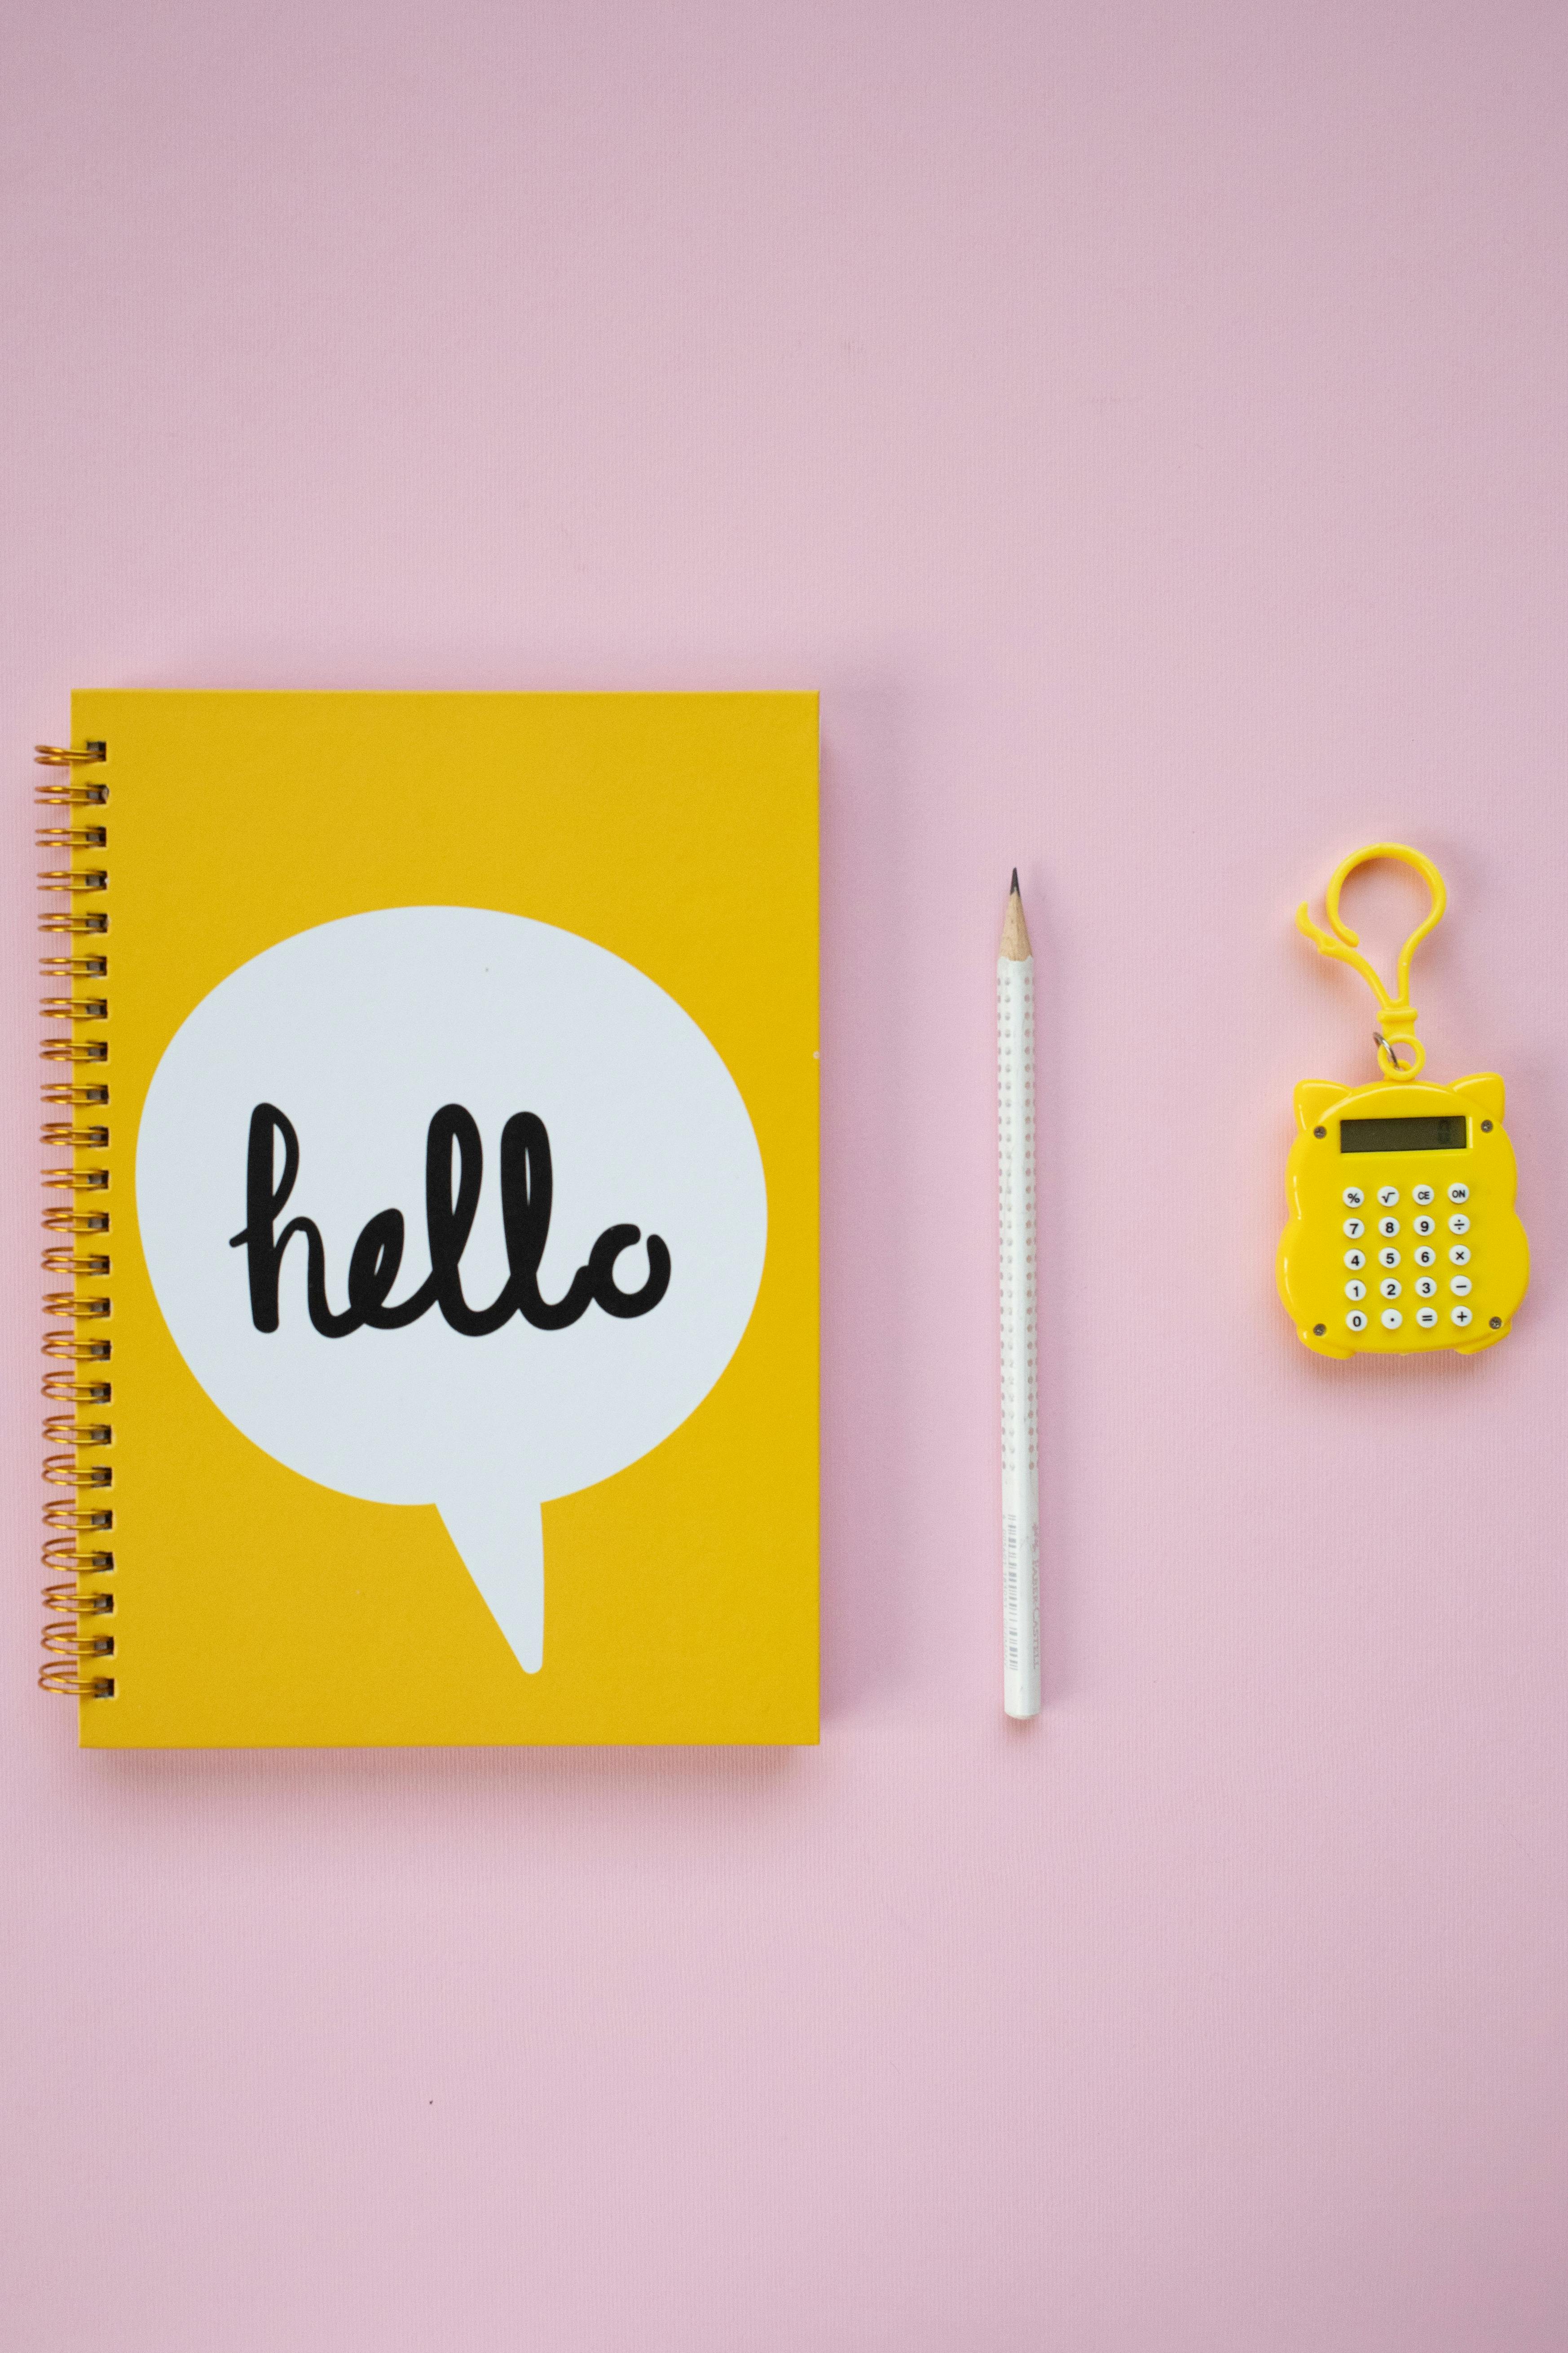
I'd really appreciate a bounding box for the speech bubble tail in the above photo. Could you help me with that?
[436,1493,545,1674]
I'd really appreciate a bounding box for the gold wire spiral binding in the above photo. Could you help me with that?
[35,745,114,1701]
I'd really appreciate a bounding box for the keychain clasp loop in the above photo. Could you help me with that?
[1296,843,1447,1081]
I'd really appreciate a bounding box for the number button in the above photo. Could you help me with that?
[1377,1247,1401,1270]
[1344,1279,1366,1301]
[1377,1215,1400,1238]
[1414,1276,1436,1298]
[1416,1307,1438,1329]
[1347,1309,1368,1333]
[1414,1245,1436,1268]
[1413,1215,1435,1237]
[1343,1218,1365,1239]
[1448,1211,1471,1235]
[1380,1308,1403,1330]
[1343,1248,1367,1271]
[1450,1304,1474,1328]
[1341,1186,1365,1209]
[1413,1184,1435,1206]
[1377,1185,1400,1207]
[1448,1182,1470,1203]
[1450,1275,1473,1297]
[1379,1276,1401,1300]
[1449,1243,1471,1266]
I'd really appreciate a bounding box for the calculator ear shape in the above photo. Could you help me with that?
[1293,1081,1347,1131]
[1452,1073,1505,1121]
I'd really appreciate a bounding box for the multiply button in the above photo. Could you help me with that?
[1449,1243,1471,1266]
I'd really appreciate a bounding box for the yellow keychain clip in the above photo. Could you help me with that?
[1277,844,1528,1358]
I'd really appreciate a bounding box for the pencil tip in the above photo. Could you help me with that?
[1009,867,1020,896]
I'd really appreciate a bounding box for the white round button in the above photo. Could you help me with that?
[1448,1212,1471,1234]
[1414,1246,1436,1268]
[1346,1310,1368,1332]
[1449,1244,1471,1266]
[1341,1186,1365,1208]
[1450,1304,1473,1327]
[1344,1279,1366,1301]
[1380,1307,1403,1329]
[1379,1276,1401,1300]
[1377,1185,1400,1207]
[1450,1275,1473,1297]
[1413,1215,1435,1236]
[1448,1182,1470,1203]
[1343,1248,1367,1270]
[1414,1276,1436,1298]
[1416,1307,1438,1328]
[1343,1218,1365,1239]
[1377,1215,1400,1237]
[1413,1185,1435,1205]
[1377,1247,1401,1269]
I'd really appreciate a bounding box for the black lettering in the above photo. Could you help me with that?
[499,1112,595,1329]
[425,1105,516,1335]
[233,1101,672,1338]
[229,1104,361,1338]
[589,1225,673,1319]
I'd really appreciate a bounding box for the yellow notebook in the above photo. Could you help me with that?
[38,692,819,1746]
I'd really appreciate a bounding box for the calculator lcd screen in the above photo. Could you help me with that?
[1339,1115,1468,1153]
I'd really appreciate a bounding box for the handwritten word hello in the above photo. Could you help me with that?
[230,1103,671,1337]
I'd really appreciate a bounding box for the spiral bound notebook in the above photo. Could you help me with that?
[37,692,819,1747]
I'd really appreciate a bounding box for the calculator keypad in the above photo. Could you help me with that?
[1306,1153,1493,1348]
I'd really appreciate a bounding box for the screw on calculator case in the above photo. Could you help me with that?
[1276,844,1528,1360]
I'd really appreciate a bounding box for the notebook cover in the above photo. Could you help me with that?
[66,690,818,1746]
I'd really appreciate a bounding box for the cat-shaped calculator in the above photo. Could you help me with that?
[1277,844,1528,1360]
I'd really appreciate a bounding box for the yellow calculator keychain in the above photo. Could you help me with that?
[1277,843,1528,1359]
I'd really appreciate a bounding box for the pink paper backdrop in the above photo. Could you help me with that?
[6,3,1568,2346]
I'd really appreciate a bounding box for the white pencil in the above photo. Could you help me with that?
[998,870,1040,1717]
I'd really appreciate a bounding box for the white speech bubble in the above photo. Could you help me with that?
[136,907,768,1672]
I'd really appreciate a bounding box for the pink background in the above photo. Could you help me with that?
[6,3,1568,2346]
